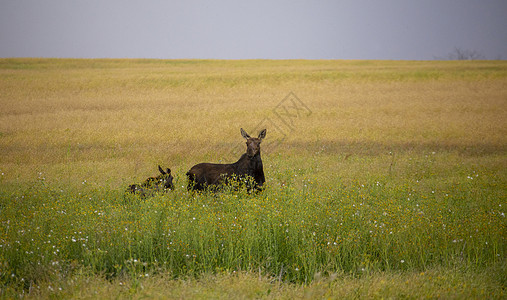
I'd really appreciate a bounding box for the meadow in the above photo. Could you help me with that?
[0,58,506,298]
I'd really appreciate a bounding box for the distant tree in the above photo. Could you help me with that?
[448,47,485,60]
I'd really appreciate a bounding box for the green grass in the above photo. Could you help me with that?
[0,58,506,298]
[2,168,504,282]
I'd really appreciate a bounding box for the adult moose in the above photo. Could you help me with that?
[187,128,266,192]
[128,165,174,197]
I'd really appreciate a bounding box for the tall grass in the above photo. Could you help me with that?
[1,168,504,286]
[0,58,506,297]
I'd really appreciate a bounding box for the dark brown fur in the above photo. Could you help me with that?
[187,128,266,192]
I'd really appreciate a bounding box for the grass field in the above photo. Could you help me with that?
[0,58,506,298]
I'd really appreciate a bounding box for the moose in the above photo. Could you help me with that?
[186,128,266,192]
[128,165,174,196]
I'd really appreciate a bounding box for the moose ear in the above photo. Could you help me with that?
[240,128,251,139]
[158,165,166,175]
[258,129,266,140]
[166,168,171,175]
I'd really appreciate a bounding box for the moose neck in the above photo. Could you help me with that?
[236,152,261,166]
[246,152,261,160]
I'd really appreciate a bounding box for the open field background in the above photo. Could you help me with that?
[0,59,506,298]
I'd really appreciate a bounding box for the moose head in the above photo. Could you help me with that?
[241,128,266,158]
[155,165,174,190]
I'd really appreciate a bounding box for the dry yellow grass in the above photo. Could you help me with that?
[1,59,505,188]
[20,268,505,299]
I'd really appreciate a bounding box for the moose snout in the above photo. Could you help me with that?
[246,147,258,157]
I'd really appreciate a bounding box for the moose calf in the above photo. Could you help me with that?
[128,165,174,196]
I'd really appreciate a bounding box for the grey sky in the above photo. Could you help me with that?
[1,0,506,60]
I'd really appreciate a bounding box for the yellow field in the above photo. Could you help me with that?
[0,59,506,298]
[1,59,505,186]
